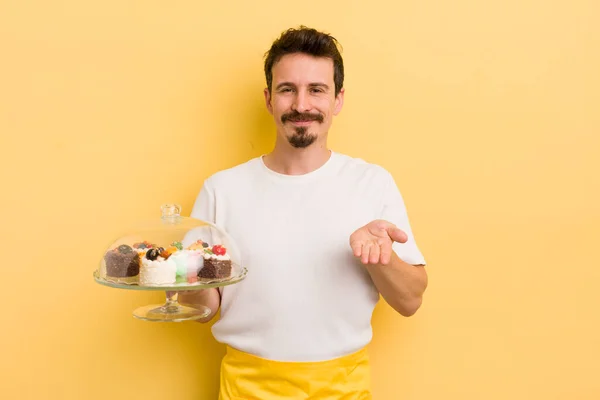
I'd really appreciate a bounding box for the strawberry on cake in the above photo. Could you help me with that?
[199,244,232,280]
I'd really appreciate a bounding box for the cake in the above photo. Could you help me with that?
[169,242,204,283]
[104,244,140,281]
[198,244,232,280]
[139,247,177,285]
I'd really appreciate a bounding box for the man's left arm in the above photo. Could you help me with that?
[350,220,428,317]
[363,246,427,317]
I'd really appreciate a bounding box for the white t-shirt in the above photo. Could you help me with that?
[190,151,426,362]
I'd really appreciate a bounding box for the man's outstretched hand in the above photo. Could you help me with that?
[350,220,408,265]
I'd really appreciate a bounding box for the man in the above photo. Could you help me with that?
[179,26,428,399]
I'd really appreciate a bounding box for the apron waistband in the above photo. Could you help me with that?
[225,345,370,369]
[219,346,372,399]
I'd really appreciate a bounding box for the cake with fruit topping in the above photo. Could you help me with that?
[139,246,177,285]
[198,244,232,280]
[170,241,205,283]
[104,244,140,282]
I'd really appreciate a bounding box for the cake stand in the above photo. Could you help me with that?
[93,263,247,322]
[94,203,247,322]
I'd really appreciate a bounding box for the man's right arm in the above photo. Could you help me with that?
[178,288,221,323]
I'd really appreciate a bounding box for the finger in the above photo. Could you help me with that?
[361,243,372,264]
[388,227,408,243]
[379,241,393,265]
[351,241,363,257]
[369,242,380,264]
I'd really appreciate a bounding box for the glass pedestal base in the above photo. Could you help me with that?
[133,292,211,322]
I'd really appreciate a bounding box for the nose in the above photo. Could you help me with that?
[292,89,311,113]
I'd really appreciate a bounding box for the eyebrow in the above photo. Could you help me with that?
[275,82,330,90]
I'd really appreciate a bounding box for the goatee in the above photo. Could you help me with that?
[288,127,317,148]
[281,110,323,148]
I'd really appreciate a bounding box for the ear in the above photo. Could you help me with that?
[333,88,344,116]
[264,88,273,115]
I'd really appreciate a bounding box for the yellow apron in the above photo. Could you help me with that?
[218,346,372,400]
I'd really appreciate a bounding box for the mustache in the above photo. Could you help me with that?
[281,111,324,124]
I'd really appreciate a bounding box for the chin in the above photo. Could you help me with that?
[288,137,316,148]
[288,134,317,149]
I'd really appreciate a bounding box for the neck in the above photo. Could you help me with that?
[263,139,331,175]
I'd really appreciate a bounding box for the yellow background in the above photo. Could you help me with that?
[1,0,599,399]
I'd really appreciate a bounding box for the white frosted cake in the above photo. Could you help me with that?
[139,247,176,285]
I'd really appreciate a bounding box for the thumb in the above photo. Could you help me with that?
[388,226,408,243]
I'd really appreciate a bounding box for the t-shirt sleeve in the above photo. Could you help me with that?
[190,180,216,224]
[182,180,218,248]
[380,171,426,266]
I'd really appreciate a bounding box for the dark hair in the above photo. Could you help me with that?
[264,26,344,96]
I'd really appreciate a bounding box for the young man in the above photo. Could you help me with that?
[180,26,428,399]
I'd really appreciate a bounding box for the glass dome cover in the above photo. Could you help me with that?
[94,204,247,322]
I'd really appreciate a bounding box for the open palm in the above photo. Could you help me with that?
[350,220,408,265]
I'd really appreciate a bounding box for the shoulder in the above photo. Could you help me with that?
[202,157,262,190]
[332,152,394,182]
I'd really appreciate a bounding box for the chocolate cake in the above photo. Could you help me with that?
[104,244,141,278]
[198,258,232,280]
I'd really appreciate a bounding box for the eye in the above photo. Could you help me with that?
[279,87,294,93]
[310,87,325,94]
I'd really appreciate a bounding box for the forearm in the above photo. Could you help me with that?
[177,288,221,323]
[365,252,428,317]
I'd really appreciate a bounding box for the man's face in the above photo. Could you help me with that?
[264,53,344,149]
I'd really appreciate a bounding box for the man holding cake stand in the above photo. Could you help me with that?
[178,26,428,399]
